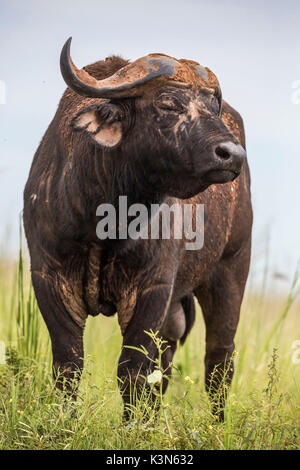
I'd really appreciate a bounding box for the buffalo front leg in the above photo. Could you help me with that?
[117,282,174,419]
[195,243,250,420]
[32,270,87,398]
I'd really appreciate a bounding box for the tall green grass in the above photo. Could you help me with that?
[0,243,299,450]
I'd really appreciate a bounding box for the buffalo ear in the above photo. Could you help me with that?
[71,104,123,148]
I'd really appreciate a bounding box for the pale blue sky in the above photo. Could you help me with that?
[0,0,300,289]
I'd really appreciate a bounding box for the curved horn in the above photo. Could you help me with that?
[60,37,180,99]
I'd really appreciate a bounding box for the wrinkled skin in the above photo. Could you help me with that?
[23,56,252,419]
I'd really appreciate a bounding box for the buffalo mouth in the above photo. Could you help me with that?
[166,169,240,199]
[204,169,240,184]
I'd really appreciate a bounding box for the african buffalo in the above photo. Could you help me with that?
[23,38,252,419]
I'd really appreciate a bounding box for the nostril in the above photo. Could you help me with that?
[215,145,231,160]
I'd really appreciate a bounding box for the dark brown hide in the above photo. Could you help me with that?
[24,50,252,419]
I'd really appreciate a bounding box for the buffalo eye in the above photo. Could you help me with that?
[214,88,222,116]
[156,93,185,113]
[210,94,222,116]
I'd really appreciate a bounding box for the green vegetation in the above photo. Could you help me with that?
[0,245,299,450]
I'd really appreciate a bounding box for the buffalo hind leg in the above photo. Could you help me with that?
[161,293,196,390]
[195,243,250,420]
[32,271,86,399]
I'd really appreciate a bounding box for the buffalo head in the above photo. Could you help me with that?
[60,38,245,199]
